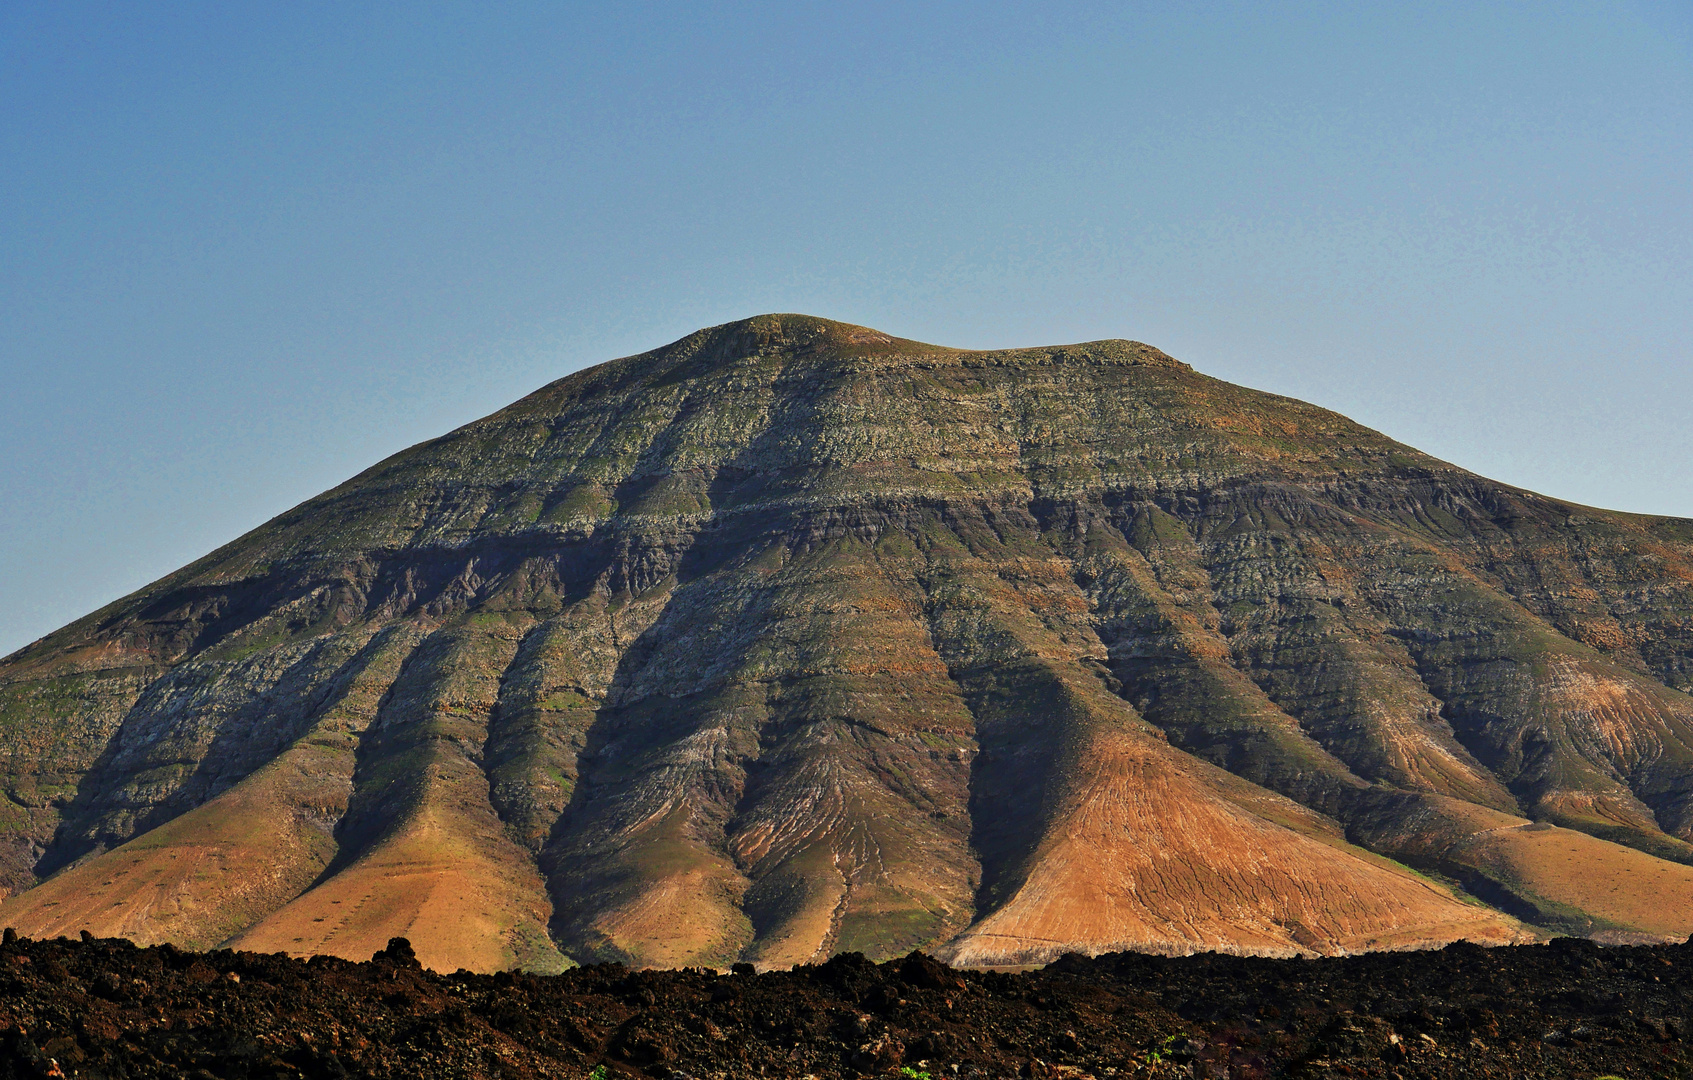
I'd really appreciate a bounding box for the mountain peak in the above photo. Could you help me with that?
[700,313,936,356]
[5,319,1693,973]
[599,314,1187,387]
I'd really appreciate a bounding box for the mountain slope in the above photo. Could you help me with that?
[4,314,1693,970]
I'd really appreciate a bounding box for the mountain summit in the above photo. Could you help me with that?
[6,314,1693,972]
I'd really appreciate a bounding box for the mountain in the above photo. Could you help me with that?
[5,314,1693,973]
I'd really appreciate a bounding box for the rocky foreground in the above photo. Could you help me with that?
[1,932,1689,1079]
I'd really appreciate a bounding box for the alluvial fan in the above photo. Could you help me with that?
[5,314,1693,972]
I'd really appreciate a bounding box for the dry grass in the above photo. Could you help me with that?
[0,745,341,949]
[232,808,563,973]
[936,731,1523,967]
[1454,821,1693,939]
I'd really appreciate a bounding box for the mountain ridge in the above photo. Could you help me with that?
[4,313,1693,972]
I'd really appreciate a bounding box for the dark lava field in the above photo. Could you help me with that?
[2,930,1689,1080]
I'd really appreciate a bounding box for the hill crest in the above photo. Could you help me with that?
[4,315,1693,972]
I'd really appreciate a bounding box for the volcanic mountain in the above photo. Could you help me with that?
[5,315,1693,973]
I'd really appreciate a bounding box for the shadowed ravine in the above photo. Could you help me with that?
[5,314,1693,972]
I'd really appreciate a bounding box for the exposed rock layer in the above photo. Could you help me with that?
[5,314,1693,970]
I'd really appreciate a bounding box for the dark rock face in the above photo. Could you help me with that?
[1,931,1691,1079]
[4,314,1693,970]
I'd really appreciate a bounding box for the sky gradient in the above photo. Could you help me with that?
[2,1,1691,657]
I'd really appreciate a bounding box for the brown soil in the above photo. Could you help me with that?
[2,930,1690,1079]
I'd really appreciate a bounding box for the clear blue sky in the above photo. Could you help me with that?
[2,2,1690,657]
